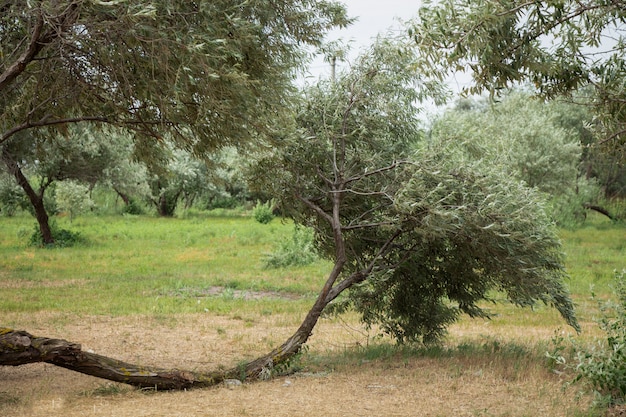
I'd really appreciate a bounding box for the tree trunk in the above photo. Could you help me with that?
[113,187,131,206]
[1,147,54,244]
[0,292,329,390]
[583,203,616,221]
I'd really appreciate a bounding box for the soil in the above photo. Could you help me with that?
[1,312,592,417]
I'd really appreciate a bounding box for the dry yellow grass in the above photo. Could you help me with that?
[1,310,594,417]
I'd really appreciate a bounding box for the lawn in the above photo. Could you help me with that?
[0,211,624,416]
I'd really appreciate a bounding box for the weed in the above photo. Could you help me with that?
[252,199,275,224]
[264,226,318,268]
[80,383,131,397]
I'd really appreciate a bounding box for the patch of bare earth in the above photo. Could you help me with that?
[1,311,591,417]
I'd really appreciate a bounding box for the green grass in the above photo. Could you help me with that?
[0,213,329,317]
[0,211,623,321]
[560,212,626,297]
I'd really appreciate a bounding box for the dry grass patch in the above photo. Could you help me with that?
[1,311,595,417]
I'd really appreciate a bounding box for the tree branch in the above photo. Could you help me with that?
[1,116,109,145]
[0,3,80,92]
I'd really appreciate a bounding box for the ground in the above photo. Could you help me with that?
[1,311,592,417]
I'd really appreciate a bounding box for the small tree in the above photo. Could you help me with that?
[253,36,579,345]
[55,180,94,222]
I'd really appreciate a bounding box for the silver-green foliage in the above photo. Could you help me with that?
[550,270,626,406]
[428,92,602,224]
[411,0,626,157]
[253,36,579,345]
[347,152,579,344]
[55,180,94,221]
[264,226,318,268]
[252,199,275,224]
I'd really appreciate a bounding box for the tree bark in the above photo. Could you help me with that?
[583,203,616,221]
[0,296,326,390]
[1,147,54,244]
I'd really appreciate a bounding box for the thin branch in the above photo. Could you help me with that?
[0,14,45,92]
[598,127,626,145]
[1,116,109,144]
[0,3,80,92]
[344,160,411,185]
[296,194,334,224]
[342,221,397,231]
[325,229,404,304]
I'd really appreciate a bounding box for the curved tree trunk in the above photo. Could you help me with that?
[583,203,616,221]
[1,146,54,244]
[0,285,338,390]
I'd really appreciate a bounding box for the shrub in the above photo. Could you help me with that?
[550,270,626,406]
[264,226,318,268]
[55,180,94,221]
[121,198,145,215]
[28,222,86,248]
[252,199,275,224]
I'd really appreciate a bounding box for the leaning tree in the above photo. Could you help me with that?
[0,0,351,243]
[1,34,578,389]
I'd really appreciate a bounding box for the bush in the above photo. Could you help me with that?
[550,270,626,406]
[264,226,318,268]
[252,199,275,224]
[121,198,145,215]
[28,222,85,248]
[55,180,94,221]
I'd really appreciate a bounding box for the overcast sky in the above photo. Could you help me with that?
[304,0,421,81]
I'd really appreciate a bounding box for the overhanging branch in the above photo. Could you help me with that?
[1,116,109,145]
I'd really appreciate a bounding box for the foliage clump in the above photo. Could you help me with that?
[253,200,275,224]
[27,222,84,248]
[252,35,579,345]
[550,270,626,406]
[264,227,318,268]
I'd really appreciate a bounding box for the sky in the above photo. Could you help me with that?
[303,0,421,81]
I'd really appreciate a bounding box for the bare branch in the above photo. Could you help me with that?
[325,228,403,304]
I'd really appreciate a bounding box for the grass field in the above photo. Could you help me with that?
[1,211,624,416]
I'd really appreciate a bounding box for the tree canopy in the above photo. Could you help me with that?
[0,0,350,242]
[0,0,351,151]
[412,0,626,157]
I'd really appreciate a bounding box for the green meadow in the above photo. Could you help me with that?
[0,213,330,319]
[1,211,623,318]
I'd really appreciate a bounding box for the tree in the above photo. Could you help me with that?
[1,34,578,389]
[148,146,209,216]
[0,0,351,242]
[1,125,119,242]
[429,92,604,223]
[55,180,94,221]
[411,0,626,157]
[252,36,578,344]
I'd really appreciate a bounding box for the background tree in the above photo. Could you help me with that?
[0,0,351,242]
[1,125,119,242]
[412,0,626,158]
[429,91,604,223]
[148,146,209,217]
